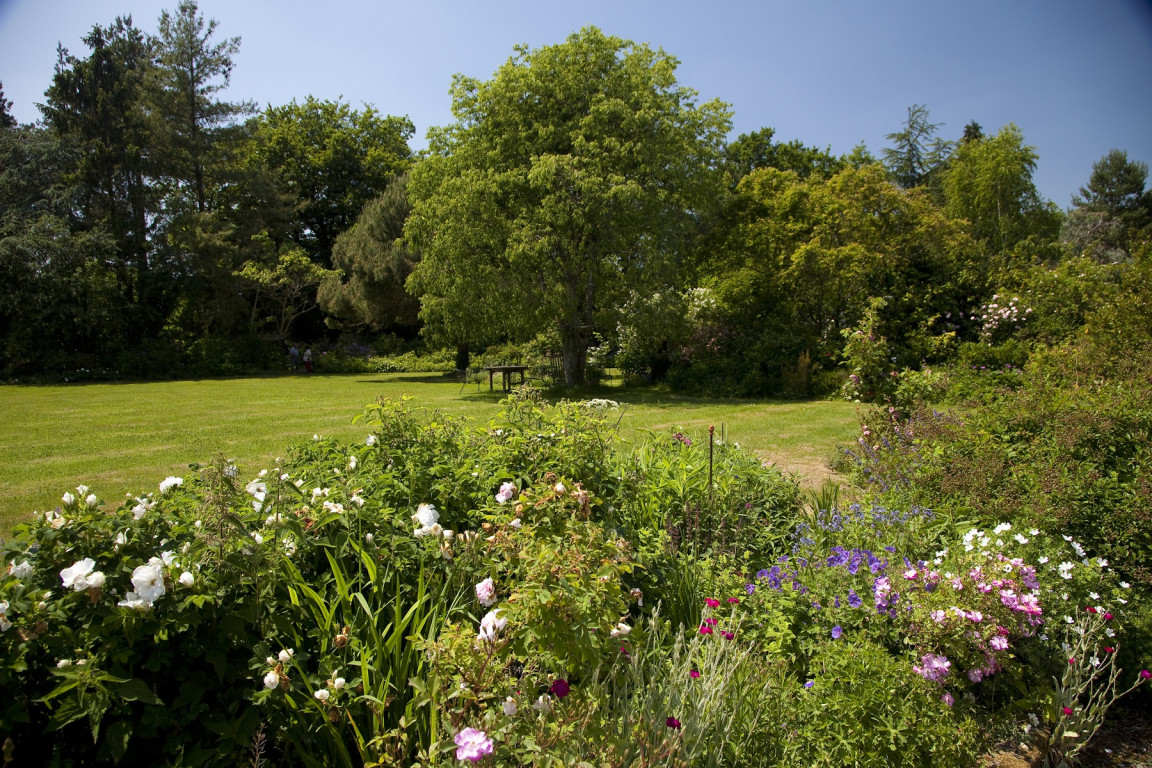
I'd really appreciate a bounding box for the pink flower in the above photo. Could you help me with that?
[689,670,700,679]
[721,631,734,640]
[705,598,720,608]
[989,636,1009,651]
[475,577,496,607]
[727,597,740,604]
[1140,670,1151,680]
[699,625,713,635]
[1062,706,1073,716]
[703,617,717,627]
[495,481,516,504]
[454,728,494,762]
[942,692,954,707]
[550,679,570,698]
[1069,658,1076,665]
[1104,612,1113,621]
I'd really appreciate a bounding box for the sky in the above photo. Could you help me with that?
[2,0,1151,208]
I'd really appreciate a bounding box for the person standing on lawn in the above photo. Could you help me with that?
[303,348,313,373]
[288,345,300,373]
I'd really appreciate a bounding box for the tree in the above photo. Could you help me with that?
[318,172,421,334]
[724,127,843,185]
[1064,149,1150,260]
[150,0,251,215]
[0,81,16,128]
[942,123,1061,264]
[236,242,337,340]
[405,27,732,386]
[242,97,414,267]
[882,104,953,190]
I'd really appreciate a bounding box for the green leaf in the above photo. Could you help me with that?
[118,678,161,706]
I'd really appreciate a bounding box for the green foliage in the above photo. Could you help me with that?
[406,26,732,386]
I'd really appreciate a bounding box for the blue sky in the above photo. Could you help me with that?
[2,0,1150,207]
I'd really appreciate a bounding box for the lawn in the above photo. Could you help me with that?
[0,372,860,531]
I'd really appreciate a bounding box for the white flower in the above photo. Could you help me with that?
[610,622,631,637]
[1097,558,1109,567]
[1089,592,1100,600]
[442,529,454,539]
[159,476,183,494]
[278,648,294,663]
[131,496,155,519]
[503,696,517,716]
[194,520,202,529]
[282,537,297,556]
[1014,534,1028,544]
[314,688,330,702]
[84,494,99,508]
[351,494,365,507]
[495,481,516,504]
[252,532,264,545]
[332,677,345,690]
[365,533,374,544]
[477,609,507,642]
[1105,628,1115,637]
[313,434,320,441]
[86,571,106,589]
[179,572,195,587]
[475,578,496,607]
[76,485,89,495]
[994,523,1012,534]
[348,456,357,470]
[366,434,377,446]
[555,482,566,494]
[1038,556,1049,564]
[510,518,522,529]
[412,503,438,528]
[266,656,276,666]
[258,469,268,478]
[61,492,75,506]
[263,671,280,690]
[130,560,166,604]
[9,559,33,580]
[1120,581,1130,589]
[60,558,96,590]
[56,659,72,668]
[117,592,150,610]
[532,695,552,712]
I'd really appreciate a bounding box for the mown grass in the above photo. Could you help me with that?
[0,373,860,531]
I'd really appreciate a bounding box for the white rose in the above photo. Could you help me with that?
[179,572,195,587]
[263,671,279,690]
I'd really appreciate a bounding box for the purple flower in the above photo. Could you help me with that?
[847,590,863,608]
[804,680,814,689]
[831,625,843,640]
[666,716,681,729]
[550,679,570,698]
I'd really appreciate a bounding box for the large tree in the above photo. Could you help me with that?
[318,172,421,334]
[1063,149,1150,261]
[242,97,414,267]
[405,27,732,386]
[882,104,953,190]
[942,123,1061,265]
[149,0,251,216]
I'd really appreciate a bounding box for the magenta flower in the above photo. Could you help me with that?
[1104,612,1113,620]
[1140,670,1151,680]
[727,597,740,604]
[1104,646,1115,653]
[454,728,494,762]
[705,598,720,608]
[666,716,681,729]
[1085,606,1097,614]
[549,679,569,698]
[1062,706,1073,716]
[721,631,734,640]
[941,692,954,707]
[699,625,713,635]
[703,617,717,627]
[689,669,700,679]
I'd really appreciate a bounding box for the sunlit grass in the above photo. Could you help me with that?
[0,372,860,530]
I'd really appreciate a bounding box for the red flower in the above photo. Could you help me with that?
[705,598,720,608]
[1104,646,1115,653]
[666,716,681,729]
[1063,706,1074,716]
[1085,606,1097,614]
[550,679,570,698]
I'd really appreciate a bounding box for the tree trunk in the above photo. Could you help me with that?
[455,343,470,371]
[560,318,586,388]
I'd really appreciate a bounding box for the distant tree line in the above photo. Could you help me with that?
[1,12,1149,388]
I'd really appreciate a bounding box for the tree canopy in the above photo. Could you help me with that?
[405,26,732,385]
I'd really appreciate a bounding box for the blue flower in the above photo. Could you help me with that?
[831,625,843,640]
[848,590,863,608]
[804,680,815,689]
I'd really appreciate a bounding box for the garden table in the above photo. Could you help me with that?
[484,365,528,392]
